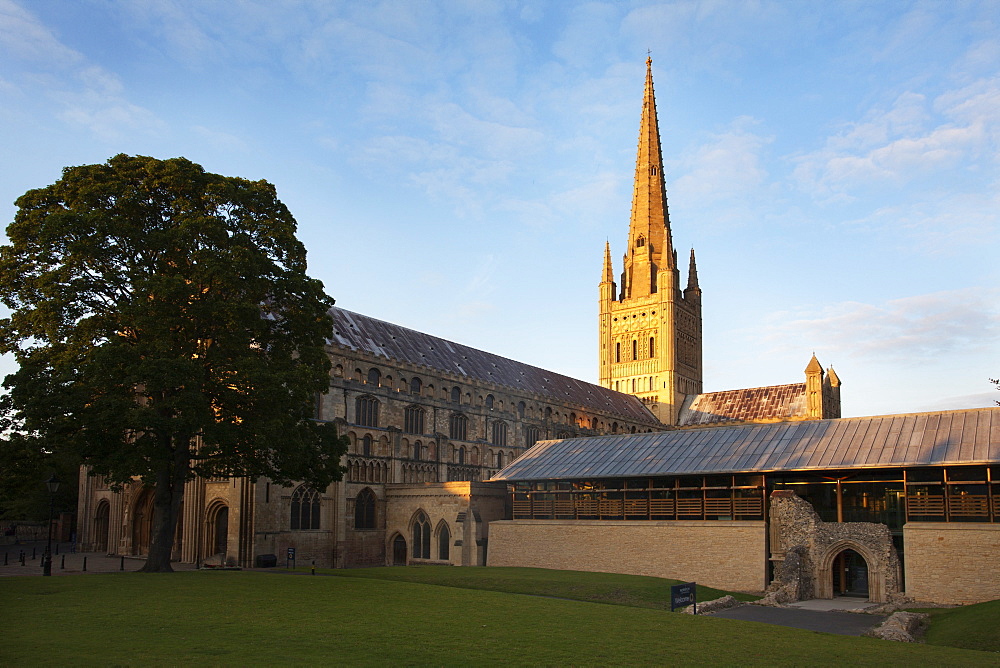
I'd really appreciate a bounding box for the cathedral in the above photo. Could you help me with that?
[78,59,844,575]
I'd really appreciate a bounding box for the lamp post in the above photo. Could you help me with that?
[42,475,59,577]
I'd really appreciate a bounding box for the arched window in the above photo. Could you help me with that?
[496,451,504,468]
[636,235,645,247]
[367,368,381,386]
[354,368,363,381]
[457,446,466,465]
[491,421,507,447]
[355,396,379,427]
[334,364,344,377]
[591,417,598,430]
[485,394,495,409]
[404,405,425,435]
[354,488,376,530]
[413,441,422,460]
[450,386,461,403]
[517,401,526,417]
[290,486,320,530]
[615,342,621,363]
[438,524,451,561]
[409,377,422,395]
[362,434,372,456]
[649,337,655,358]
[569,412,577,426]
[412,512,431,559]
[449,413,468,441]
[544,407,552,420]
[611,422,619,434]
[632,339,638,361]
[525,426,539,447]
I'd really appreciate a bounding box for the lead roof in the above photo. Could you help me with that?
[328,307,660,425]
[490,407,1000,481]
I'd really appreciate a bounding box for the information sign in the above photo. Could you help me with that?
[670,582,697,613]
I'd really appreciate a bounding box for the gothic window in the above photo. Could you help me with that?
[525,426,539,447]
[438,524,450,561]
[404,405,425,435]
[412,512,431,559]
[449,413,468,441]
[649,337,655,358]
[450,386,461,403]
[362,434,372,456]
[632,339,638,361]
[367,368,381,386]
[290,486,320,530]
[355,396,379,427]
[485,394,495,409]
[496,450,504,468]
[637,235,646,247]
[457,446,466,465]
[410,377,422,395]
[615,342,621,363]
[354,488,376,530]
[650,165,658,176]
[413,441,422,460]
[491,421,507,447]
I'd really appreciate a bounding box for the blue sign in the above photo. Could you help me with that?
[671,582,697,612]
[287,547,296,561]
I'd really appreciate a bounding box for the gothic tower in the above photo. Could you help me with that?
[599,58,703,425]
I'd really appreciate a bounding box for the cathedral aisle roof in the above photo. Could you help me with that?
[329,307,660,424]
[490,407,1000,481]
[678,384,809,426]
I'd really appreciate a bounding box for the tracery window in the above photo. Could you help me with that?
[449,413,468,441]
[355,395,379,427]
[290,486,320,530]
[525,426,539,447]
[354,488,376,530]
[491,421,508,447]
[404,405,425,435]
[412,512,431,559]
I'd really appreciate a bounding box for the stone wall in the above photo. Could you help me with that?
[904,522,1000,604]
[486,519,767,592]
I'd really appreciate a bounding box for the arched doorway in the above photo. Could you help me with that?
[94,501,110,553]
[392,534,407,565]
[131,488,154,556]
[832,548,869,598]
[213,507,229,558]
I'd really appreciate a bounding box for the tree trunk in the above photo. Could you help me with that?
[139,442,188,573]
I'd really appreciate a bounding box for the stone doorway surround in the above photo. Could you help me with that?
[763,490,902,604]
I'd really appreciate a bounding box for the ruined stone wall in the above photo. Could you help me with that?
[487,519,767,592]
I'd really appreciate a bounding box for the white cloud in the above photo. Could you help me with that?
[757,289,1000,361]
[0,0,81,66]
[793,79,1000,198]
[671,116,771,202]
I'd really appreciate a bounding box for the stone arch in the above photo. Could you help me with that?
[93,499,111,553]
[435,519,452,561]
[204,498,230,562]
[815,539,887,603]
[388,532,407,566]
[130,487,155,556]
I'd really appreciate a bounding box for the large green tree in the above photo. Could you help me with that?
[0,155,346,571]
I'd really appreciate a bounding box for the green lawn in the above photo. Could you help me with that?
[910,599,1000,653]
[317,564,759,608]
[1,570,996,666]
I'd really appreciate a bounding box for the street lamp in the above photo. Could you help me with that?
[42,474,59,577]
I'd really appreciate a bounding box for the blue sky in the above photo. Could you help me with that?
[1,0,998,418]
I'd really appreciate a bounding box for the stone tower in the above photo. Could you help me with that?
[599,58,703,425]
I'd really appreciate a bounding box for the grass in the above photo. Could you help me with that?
[910,599,1000,653]
[0,569,996,666]
[315,564,760,609]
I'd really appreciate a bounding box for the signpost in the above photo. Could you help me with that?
[671,582,697,613]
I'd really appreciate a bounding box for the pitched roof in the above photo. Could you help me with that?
[677,383,809,426]
[490,407,1000,481]
[328,307,660,425]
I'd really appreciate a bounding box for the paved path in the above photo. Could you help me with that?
[0,541,198,576]
[708,603,886,636]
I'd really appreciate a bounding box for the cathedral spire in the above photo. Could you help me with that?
[622,57,674,299]
[602,241,614,283]
[686,248,700,293]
